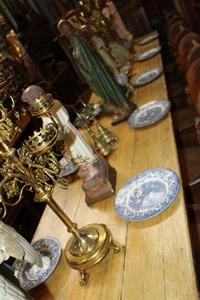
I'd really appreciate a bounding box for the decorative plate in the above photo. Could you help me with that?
[131,67,163,87]
[137,32,159,46]
[13,237,61,290]
[128,99,171,128]
[115,168,180,221]
[135,46,161,62]
[59,157,78,177]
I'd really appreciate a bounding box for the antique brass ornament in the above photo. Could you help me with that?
[75,108,116,156]
[94,119,118,146]
[6,30,27,61]
[0,102,20,143]
[77,0,113,42]
[24,123,58,154]
[27,93,54,117]
[0,69,14,97]
[86,125,112,157]
[65,223,124,285]
[24,91,67,142]
[0,67,16,102]
[74,101,118,155]
[0,108,124,285]
[0,66,21,121]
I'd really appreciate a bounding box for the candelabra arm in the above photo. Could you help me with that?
[0,138,13,155]
[7,154,37,188]
[0,172,32,219]
[0,174,29,205]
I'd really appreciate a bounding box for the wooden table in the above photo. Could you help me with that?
[31,39,198,300]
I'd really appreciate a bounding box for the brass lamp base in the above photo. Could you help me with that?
[65,223,124,285]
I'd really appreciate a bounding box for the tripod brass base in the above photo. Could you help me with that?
[65,223,124,285]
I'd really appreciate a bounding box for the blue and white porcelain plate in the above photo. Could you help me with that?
[131,67,163,87]
[59,157,78,177]
[135,46,161,62]
[13,237,61,290]
[115,168,180,221]
[137,32,159,46]
[128,99,171,128]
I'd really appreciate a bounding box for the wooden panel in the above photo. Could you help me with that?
[32,38,198,300]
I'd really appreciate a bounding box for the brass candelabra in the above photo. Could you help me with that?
[0,102,124,285]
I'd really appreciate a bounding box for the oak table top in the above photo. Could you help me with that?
[31,39,198,300]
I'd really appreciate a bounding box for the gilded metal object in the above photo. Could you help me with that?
[94,119,118,145]
[0,104,20,143]
[74,103,118,156]
[83,121,113,156]
[0,66,21,123]
[0,111,124,284]
[65,223,125,285]
[24,123,58,154]
[0,120,67,214]
[28,94,54,117]
[6,30,26,61]
[77,0,113,42]
[0,67,16,104]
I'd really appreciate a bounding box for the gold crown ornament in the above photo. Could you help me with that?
[24,123,58,154]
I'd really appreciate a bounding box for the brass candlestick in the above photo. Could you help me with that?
[93,119,118,146]
[74,100,118,156]
[85,125,112,157]
[0,105,124,285]
[75,109,114,156]
[79,100,118,146]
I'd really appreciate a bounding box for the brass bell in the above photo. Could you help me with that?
[86,126,112,157]
[94,119,118,143]
[95,138,111,157]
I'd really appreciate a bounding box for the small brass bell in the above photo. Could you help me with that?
[94,120,118,143]
[86,126,112,157]
[94,137,112,157]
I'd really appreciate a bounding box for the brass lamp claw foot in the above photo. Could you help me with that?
[79,269,90,286]
[111,240,125,254]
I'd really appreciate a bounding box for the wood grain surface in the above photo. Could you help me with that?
[31,38,198,300]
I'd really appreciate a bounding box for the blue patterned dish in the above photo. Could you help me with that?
[115,168,180,221]
[13,237,61,290]
[128,99,171,128]
[59,157,78,177]
[131,67,163,87]
[135,46,161,62]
